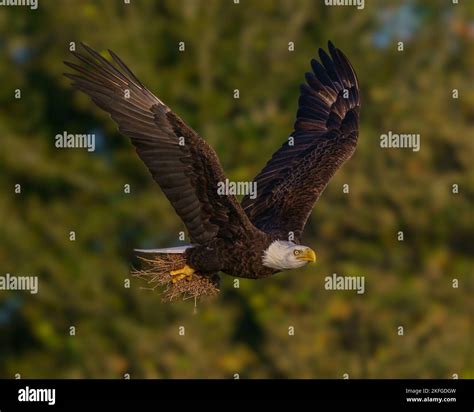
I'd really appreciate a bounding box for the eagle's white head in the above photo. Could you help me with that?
[262,240,316,270]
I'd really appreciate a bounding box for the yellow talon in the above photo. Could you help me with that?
[171,274,186,283]
[170,265,195,283]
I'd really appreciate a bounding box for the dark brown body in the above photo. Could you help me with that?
[185,233,279,279]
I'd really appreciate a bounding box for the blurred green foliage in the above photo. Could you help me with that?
[0,0,473,378]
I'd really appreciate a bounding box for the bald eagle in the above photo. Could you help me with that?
[64,41,360,296]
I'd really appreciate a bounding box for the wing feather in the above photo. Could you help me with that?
[241,41,360,239]
[65,44,254,244]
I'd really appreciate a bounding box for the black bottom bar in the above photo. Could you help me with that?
[0,379,472,409]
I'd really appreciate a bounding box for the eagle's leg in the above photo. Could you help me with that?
[170,264,195,283]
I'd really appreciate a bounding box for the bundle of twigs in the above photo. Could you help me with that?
[132,254,220,302]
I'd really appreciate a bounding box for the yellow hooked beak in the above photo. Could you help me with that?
[297,248,317,263]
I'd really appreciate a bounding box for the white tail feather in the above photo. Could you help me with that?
[134,245,194,254]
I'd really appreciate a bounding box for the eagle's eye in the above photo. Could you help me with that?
[293,249,301,256]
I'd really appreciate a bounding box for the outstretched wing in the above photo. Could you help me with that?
[65,43,254,244]
[241,41,360,239]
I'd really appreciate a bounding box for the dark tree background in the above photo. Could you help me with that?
[0,0,472,378]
